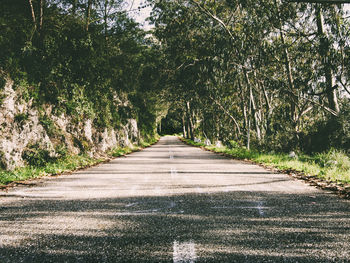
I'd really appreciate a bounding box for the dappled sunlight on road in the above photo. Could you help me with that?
[0,136,349,262]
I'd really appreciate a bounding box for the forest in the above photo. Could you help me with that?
[0,0,349,183]
[153,0,350,154]
[1,0,164,139]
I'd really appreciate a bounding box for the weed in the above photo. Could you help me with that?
[22,143,55,167]
[14,113,29,124]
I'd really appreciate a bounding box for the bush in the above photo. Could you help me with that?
[314,149,350,170]
[39,114,57,137]
[0,76,6,90]
[22,143,55,167]
[14,113,29,125]
[303,101,350,153]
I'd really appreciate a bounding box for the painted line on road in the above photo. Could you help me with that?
[257,201,265,216]
[125,202,138,207]
[169,149,174,159]
[170,168,177,179]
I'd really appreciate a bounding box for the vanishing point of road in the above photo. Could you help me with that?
[0,136,350,262]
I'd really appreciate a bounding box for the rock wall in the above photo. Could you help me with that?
[0,75,139,170]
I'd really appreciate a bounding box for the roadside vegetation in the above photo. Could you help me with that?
[1,1,349,189]
[152,0,350,158]
[0,136,159,186]
[151,1,350,189]
[182,138,350,185]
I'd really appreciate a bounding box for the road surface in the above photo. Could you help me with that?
[0,136,350,262]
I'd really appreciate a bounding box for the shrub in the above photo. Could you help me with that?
[39,114,57,137]
[314,149,350,170]
[22,143,55,167]
[14,113,29,125]
[0,76,6,90]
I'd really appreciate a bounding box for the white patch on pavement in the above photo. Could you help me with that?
[173,240,197,263]
[212,201,268,216]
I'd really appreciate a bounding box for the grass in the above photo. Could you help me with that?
[0,136,159,186]
[0,154,104,185]
[181,138,350,185]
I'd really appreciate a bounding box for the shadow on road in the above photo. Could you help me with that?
[1,191,349,262]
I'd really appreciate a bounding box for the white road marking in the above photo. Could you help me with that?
[125,202,138,207]
[173,240,197,263]
[257,201,265,216]
[169,149,174,159]
[171,168,177,179]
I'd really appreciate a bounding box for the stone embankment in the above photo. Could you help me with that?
[0,74,139,170]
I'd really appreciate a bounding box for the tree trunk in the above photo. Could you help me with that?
[86,0,92,31]
[159,120,162,134]
[274,0,298,123]
[280,30,298,123]
[104,0,108,41]
[28,0,37,30]
[316,5,340,113]
[186,119,191,139]
[244,70,261,142]
[238,78,248,145]
[182,114,187,138]
[186,101,194,140]
[40,0,44,30]
[208,95,241,135]
[260,80,272,137]
[72,0,77,15]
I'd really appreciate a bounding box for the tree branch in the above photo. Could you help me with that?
[338,78,350,96]
[307,84,338,96]
[302,96,339,116]
[189,0,235,41]
[208,95,242,135]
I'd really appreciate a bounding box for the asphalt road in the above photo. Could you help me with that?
[0,136,350,262]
